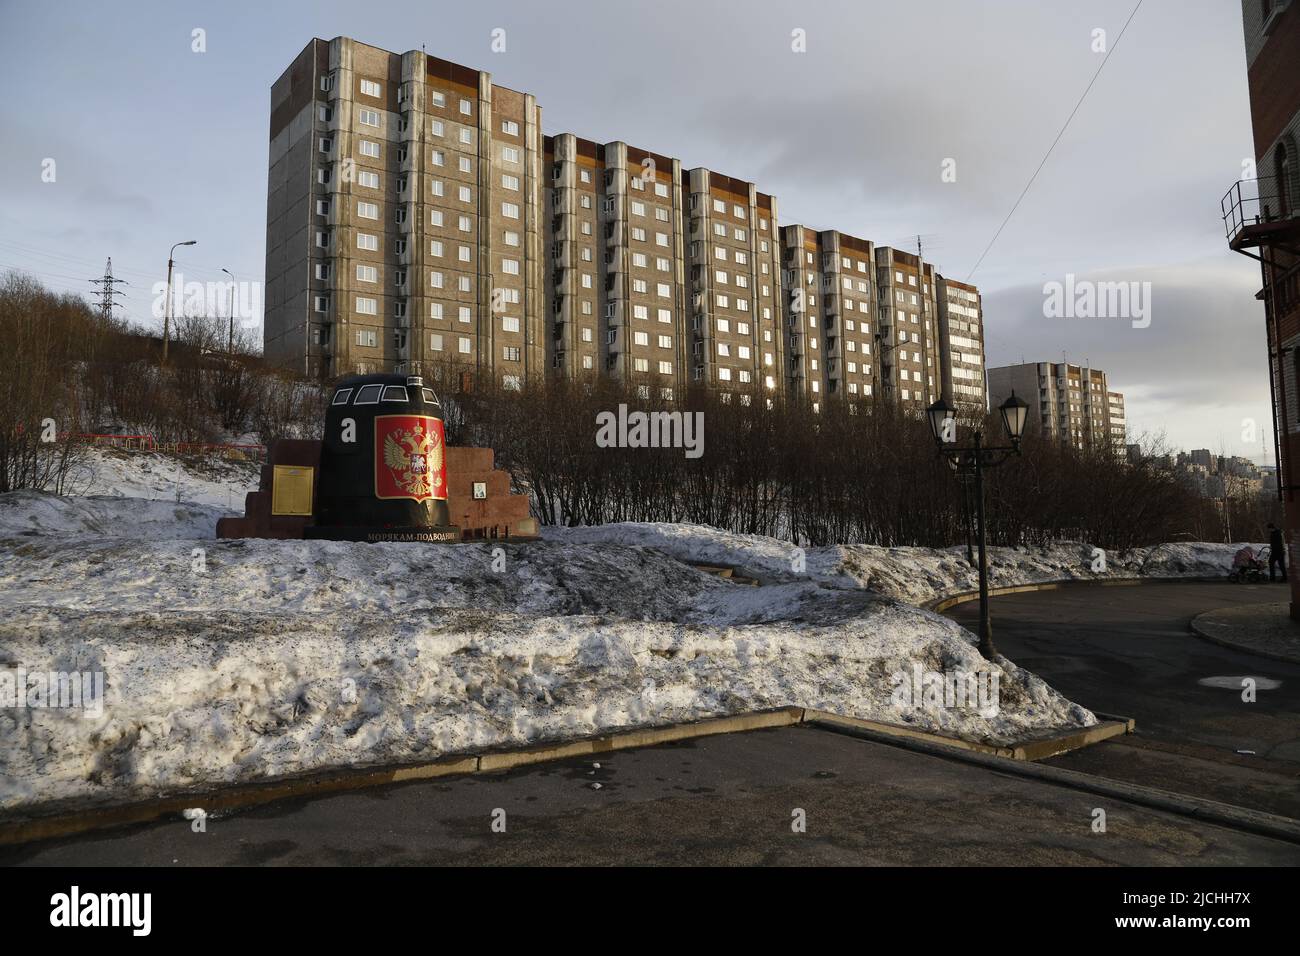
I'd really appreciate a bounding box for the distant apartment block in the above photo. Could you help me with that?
[986,362,1126,454]
[265,37,986,410]
[1106,390,1126,451]
[935,276,986,413]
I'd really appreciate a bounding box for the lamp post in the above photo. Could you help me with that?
[221,267,235,354]
[926,392,1029,659]
[163,240,197,364]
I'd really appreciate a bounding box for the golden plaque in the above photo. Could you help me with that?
[271,465,315,516]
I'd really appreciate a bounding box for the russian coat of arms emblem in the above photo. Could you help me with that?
[374,415,447,501]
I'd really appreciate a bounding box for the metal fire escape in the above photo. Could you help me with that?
[1222,173,1300,497]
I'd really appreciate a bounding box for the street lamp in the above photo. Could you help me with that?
[927,392,1029,659]
[163,240,197,364]
[222,267,235,353]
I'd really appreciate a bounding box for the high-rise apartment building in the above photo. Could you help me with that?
[265,37,986,412]
[987,362,1125,454]
[683,169,783,402]
[874,248,940,407]
[780,226,877,410]
[935,275,986,413]
[265,37,545,387]
[543,135,688,393]
[1106,390,1126,453]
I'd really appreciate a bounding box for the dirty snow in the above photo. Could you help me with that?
[68,446,259,510]
[549,523,1254,607]
[0,485,1249,813]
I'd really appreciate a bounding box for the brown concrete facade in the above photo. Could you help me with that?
[684,169,784,403]
[874,248,940,408]
[780,226,878,410]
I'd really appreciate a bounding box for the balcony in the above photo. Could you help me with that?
[1222,174,1300,252]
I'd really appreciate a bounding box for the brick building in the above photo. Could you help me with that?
[1227,0,1300,614]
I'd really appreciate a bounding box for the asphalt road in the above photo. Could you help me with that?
[5,725,1298,867]
[946,581,1300,818]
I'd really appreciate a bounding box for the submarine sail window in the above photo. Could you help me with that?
[331,388,353,405]
[382,386,409,402]
[354,384,383,404]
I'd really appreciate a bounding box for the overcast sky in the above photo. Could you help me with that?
[0,0,1271,460]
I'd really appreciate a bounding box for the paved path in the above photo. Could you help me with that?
[4,726,1297,866]
[1192,601,1300,663]
[946,581,1300,818]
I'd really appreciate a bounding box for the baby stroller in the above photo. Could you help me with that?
[1229,545,1269,583]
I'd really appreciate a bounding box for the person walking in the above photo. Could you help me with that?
[1268,522,1287,583]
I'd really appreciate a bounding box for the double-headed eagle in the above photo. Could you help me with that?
[382,421,444,498]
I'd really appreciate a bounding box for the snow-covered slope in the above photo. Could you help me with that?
[67,447,259,510]
[0,459,1249,813]
[0,495,1103,813]
[550,523,1251,606]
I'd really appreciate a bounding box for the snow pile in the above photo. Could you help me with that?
[0,495,1099,812]
[0,490,230,540]
[548,523,1252,606]
[67,447,259,510]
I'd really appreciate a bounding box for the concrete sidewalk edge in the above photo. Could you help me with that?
[0,708,802,847]
[1189,605,1300,665]
[0,703,1129,848]
[813,719,1300,847]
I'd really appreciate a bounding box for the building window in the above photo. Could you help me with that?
[360,79,381,97]
[359,108,380,128]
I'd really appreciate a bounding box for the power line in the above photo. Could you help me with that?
[966,0,1144,281]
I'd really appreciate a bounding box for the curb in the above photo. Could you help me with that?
[926,575,1228,614]
[475,707,801,772]
[1189,608,1300,665]
[0,708,801,847]
[811,718,1300,846]
[0,704,1129,848]
[800,710,1132,762]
